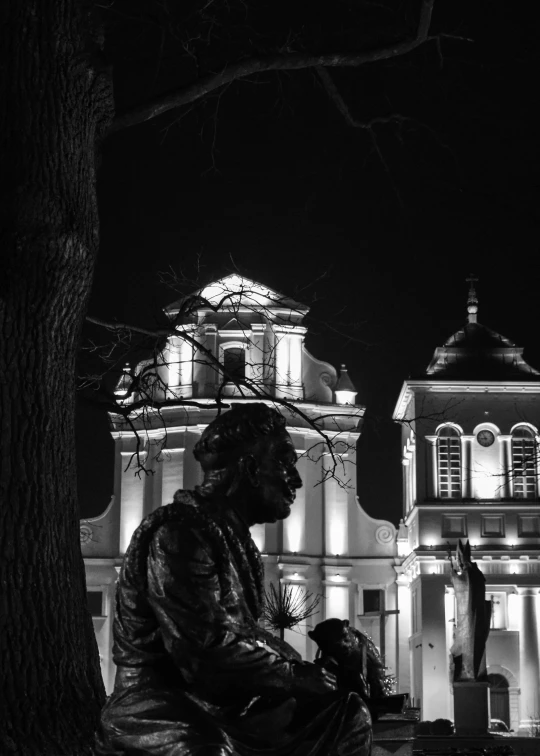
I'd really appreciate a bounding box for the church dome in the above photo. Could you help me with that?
[422,277,540,380]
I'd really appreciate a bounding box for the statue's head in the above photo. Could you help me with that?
[192,403,302,525]
[308,619,353,658]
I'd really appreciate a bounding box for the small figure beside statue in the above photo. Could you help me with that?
[309,618,406,722]
[96,403,403,756]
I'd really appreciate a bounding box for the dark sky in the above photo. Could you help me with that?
[77,1,540,525]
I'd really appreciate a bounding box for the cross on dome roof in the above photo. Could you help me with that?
[420,276,540,380]
[466,273,479,323]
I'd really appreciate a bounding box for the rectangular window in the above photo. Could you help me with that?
[363,589,382,614]
[442,514,467,538]
[518,515,540,537]
[87,590,104,617]
[481,515,505,538]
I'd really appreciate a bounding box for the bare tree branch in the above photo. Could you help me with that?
[85,303,358,482]
[315,65,411,211]
[107,0,436,135]
[315,66,408,131]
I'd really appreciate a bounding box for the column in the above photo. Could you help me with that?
[119,450,147,554]
[249,323,266,389]
[421,577,451,720]
[283,455,306,553]
[509,687,520,733]
[500,436,511,498]
[304,435,324,555]
[145,440,162,517]
[402,457,410,512]
[323,454,348,557]
[166,337,180,395]
[161,448,185,505]
[396,574,412,695]
[183,429,203,491]
[518,588,540,728]
[102,579,117,694]
[179,334,193,396]
[287,332,304,400]
[385,584,399,681]
[274,330,289,397]
[427,438,438,498]
[444,586,455,666]
[411,439,417,505]
[462,436,472,498]
[192,324,216,397]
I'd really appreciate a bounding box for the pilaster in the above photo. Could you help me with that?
[517,587,540,729]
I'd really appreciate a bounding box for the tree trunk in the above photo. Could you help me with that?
[0,2,113,753]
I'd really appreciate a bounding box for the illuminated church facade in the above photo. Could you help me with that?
[82,275,540,734]
[81,275,398,694]
[392,280,540,733]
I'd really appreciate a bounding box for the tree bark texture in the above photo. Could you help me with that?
[0,2,112,753]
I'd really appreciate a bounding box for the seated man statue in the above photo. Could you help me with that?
[97,403,372,756]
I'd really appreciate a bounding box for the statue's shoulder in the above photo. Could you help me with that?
[151,494,226,550]
[154,492,201,520]
[128,492,199,549]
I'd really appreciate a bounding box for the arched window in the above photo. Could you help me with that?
[223,347,246,382]
[437,427,461,498]
[512,426,537,499]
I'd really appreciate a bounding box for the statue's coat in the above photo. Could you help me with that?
[97,493,371,755]
[450,539,491,682]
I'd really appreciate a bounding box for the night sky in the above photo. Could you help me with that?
[77,1,540,525]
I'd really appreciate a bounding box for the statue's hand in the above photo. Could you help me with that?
[254,627,302,662]
[291,662,337,696]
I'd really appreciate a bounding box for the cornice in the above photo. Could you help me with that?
[393,379,540,421]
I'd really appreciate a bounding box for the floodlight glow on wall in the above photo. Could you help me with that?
[326,503,347,556]
[325,585,349,620]
[328,522,347,556]
[473,476,499,500]
[335,390,356,406]
[283,476,306,553]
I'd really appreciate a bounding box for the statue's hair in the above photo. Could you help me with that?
[193,403,287,470]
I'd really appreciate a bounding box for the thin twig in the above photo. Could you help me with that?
[107,0,436,134]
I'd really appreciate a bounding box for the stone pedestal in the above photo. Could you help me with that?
[453,681,491,736]
[372,714,417,756]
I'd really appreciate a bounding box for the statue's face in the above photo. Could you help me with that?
[309,619,353,657]
[248,431,302,524]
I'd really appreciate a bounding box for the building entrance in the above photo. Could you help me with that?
[488,673,510,725]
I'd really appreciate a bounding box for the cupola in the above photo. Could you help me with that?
[335,364,357,405]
